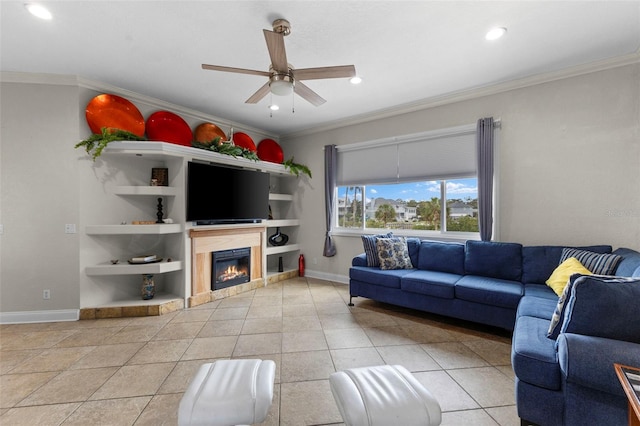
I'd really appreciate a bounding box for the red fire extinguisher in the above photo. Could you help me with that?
[298,254,305,277]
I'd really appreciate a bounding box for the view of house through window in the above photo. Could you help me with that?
[337,178,479,233]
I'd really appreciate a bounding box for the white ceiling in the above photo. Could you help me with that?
[2,1,639,136]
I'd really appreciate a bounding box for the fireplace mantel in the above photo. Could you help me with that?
[189,224,266,307]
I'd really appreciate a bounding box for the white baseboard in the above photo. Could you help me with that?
[0,309,79,324]
[304,269,349,285]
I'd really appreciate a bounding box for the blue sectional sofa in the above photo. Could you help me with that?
[349,239,640,426]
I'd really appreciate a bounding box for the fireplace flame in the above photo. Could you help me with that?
[218,264,248,282]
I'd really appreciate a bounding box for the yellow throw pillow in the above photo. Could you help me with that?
[545,257,592,296]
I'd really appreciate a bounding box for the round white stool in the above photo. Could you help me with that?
[329,364,442,426]
[178,359,276,426]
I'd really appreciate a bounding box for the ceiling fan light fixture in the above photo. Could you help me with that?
[486,27,507,41]
[25,3,52,20]
[269,104,280,111]
[350,76,362,85]
[270,79,294,96]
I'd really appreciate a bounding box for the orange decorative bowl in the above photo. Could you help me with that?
[194,122,227,145]
[85,94,145,137]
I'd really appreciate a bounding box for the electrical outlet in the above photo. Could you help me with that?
[313,257,318,265]
[64,224,77,234]
[0,224,3,235]
[43,289,51,300]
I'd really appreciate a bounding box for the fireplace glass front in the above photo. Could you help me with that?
[211,247,251,290]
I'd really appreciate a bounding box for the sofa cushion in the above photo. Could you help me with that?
[407,238,421,269]
[377,237,414,270]
[455,275,523,309]
[400,270,460,299]
[361,232,393,267]
[512,315,561,390]
[559,275,640,344]
[547,273,581,340]
[545,257,592,296]
[464,241,523,281]
[521,245,611,285]
[523,283,558,300]
[417,241,465,275]
[349,266,414,289]
[559,248,622,275]
[516,295,558,321]
[613,247,640,277]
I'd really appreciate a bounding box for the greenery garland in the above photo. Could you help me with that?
[75,128,146,161]
[192,138,259,161]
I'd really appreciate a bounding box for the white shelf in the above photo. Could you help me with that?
[269,193,293,201]
[266,219,299,227]
[86,260,183,276]
[111,186,178,196]
[103,141,292,176]
[86,223,183,235]
[89,292,182,308]
[266,244,300,255]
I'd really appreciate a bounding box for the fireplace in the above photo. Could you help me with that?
[211,247,251,290]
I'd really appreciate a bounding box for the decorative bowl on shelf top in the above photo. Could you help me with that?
[146,111,193,146]
[231,132,256,152]
[257,138,284,163]
[194,122,227,145]
[85,93,145,137]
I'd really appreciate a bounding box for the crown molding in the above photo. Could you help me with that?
[282,51,640,140]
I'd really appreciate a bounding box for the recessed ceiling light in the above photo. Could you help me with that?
[350,76,362,85]
[485,27,507,41]
[25,3,52,20]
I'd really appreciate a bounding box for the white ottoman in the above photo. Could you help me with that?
[178,359,276,426]
[329,364,442,426]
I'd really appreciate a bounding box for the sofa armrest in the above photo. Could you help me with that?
[558,333,640,396]
[352,253,367,267]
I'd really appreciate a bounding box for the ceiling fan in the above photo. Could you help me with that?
[202,19,356,106]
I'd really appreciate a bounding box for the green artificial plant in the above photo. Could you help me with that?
[283,157,312,178]
[75,127,146,160]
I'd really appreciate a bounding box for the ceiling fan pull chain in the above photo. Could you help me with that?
[292,90,295,114]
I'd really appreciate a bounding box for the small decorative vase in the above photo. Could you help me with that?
[141,274,155,300]
[278,256,284,272]
[268,227,289,246]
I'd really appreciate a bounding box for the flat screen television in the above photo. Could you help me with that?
[187,161,270,225]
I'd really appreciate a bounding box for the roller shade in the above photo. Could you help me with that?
[337,124,476,186]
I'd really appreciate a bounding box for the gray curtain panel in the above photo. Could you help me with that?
[477,117,494,241]
[323,144,337,256]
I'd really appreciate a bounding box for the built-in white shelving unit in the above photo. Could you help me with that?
[82,141,297,313]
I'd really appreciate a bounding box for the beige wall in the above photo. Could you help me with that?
[1,80,82,313]
[281,64,640,282]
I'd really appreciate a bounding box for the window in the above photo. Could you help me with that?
[335,123,488,236]
[337,178,478,233]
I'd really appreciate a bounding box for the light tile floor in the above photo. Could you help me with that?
[0,277,519,425]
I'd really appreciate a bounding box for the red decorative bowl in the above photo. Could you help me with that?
[232,132,256,152]
[257,139,284,163]
[146,111,192,146]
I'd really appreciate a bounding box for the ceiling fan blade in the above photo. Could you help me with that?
[245,82,271,104]
[293,65,356,81]
[294,81,326,106]
[263,29,288,72]
[202,64,269,77]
